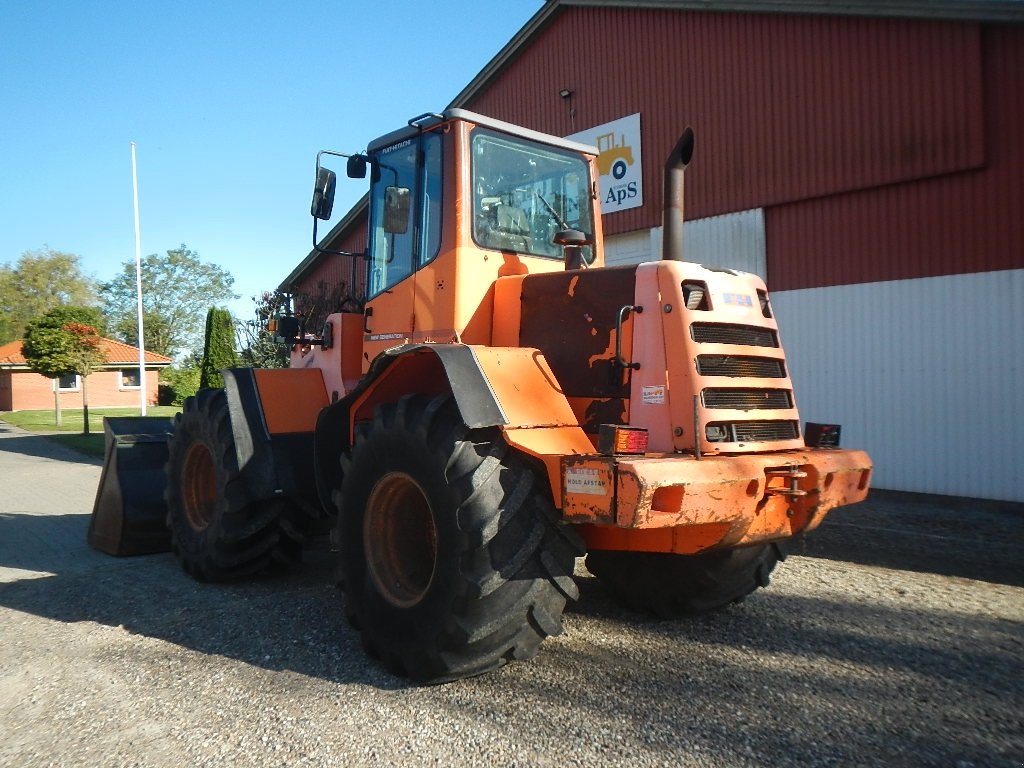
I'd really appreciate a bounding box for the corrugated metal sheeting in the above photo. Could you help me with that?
[767,25,1024,289]
[771,269,1023,502]
[684,209,766,279]
[465,7,986,245]
[606,209,767,278]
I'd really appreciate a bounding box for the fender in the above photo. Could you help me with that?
[222,367,325,502]
[313,344,593,513]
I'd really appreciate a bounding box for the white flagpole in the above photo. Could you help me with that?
[131,142,147,416]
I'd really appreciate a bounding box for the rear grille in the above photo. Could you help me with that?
[696,355,785,378]
[691,323,778,347]
[706,420,800,443]
[703,388,792,410]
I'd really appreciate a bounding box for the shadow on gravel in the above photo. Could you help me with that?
[0,431,102,465]
[491,610,1018,766]
[509,579,1023,767]
[795,491,1024,587]
[0,512,403,690]
[1,505,1022,765]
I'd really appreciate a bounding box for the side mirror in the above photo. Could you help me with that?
[310,167,337,220]
[347,155,368,179]
[383,186,411,234]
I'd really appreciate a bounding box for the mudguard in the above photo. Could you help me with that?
[89,368,326,556]
[314,344,592,513]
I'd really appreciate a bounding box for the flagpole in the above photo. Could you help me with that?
[130,142,147,416]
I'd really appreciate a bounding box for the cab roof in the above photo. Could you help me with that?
[366,108,600,157]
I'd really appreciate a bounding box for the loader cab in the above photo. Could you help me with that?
[319,109,604,370]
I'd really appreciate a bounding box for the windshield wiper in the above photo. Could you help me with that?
[535,191,569,230]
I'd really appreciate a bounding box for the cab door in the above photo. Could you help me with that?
[361,132,443,371]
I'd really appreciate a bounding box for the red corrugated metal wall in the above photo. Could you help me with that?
[463,7,1021,288]
[767,25,1023,288]
[291,226,367,303]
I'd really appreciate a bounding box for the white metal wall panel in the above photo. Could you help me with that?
[684,209,767,280]
[604,229,656,266]
[603,209,767,280]
[772,269,1024,502]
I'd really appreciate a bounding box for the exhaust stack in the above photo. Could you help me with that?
[662,127,695,262]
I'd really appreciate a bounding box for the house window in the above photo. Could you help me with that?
[58,373,79,391]
[119,369,142,389]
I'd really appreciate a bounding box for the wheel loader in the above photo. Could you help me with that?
[90,109,872,683]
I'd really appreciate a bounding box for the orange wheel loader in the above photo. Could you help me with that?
[90,110,871,683]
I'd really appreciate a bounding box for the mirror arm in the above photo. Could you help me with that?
[311,215,367,258]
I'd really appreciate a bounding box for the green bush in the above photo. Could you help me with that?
[159,364,201,406]
[200,307,239,390]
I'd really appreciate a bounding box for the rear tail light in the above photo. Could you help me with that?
[805,422,841,448]
[599,424,649,455]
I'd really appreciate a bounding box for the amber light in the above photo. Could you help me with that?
[598,424,649,456]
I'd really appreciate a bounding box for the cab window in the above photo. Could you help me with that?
[471,128,593,262]
[367,132,443,298]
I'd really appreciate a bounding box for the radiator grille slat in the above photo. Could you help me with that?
[703,388,792,409]
[691,323,778,347]
[696,355,785,378]
[706,420,800,443]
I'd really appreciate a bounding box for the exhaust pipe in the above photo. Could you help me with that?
[662,127,695,262]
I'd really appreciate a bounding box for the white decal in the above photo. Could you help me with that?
[641,385,666,404]
[565,468,607,496]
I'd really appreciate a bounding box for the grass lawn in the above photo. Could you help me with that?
[0,406,181,458]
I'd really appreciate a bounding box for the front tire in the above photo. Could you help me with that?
[586,543,786,617]
[165,388,300,581]
[336,395,582,684]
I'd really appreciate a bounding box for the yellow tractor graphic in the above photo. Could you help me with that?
[595,131,635,180]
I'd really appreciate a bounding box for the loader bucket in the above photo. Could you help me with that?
[88,416,175,556]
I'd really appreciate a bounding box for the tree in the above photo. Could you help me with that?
[60,323,106,434]
[100,244,237,360]
[22,307,108,430]
[235,290,289,369]
[0,248,98,344]
[199,307,239,390]
[288,278,364,336]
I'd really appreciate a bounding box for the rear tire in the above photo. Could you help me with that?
[586,543,786,617]
[165,388,300,581]
[336,394,582,684]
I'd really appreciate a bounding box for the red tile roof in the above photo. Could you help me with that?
[0,338,173,367]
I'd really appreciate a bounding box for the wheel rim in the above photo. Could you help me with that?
[181,441,218,532]
[364,472,437,609]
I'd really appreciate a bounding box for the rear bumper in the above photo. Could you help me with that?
[563,449,871,554]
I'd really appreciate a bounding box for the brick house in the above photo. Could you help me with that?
[0,338,172,411]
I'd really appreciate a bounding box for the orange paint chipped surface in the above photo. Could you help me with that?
[564,448,871,554]
[472,346,577,427]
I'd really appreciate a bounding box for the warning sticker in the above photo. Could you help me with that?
[565,468,607,496]
[641,385,666,404]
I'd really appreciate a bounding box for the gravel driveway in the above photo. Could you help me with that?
[1,422,1021,767]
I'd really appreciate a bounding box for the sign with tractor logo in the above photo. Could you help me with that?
[569,113,643,214]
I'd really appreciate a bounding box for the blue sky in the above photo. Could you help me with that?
[0,0,543,320]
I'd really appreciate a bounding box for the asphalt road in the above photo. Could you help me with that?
[1,422,1021,767]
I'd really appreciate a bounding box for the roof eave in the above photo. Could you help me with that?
[552,0,1024,24]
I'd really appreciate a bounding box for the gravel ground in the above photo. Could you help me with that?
[0,427,1021,767]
